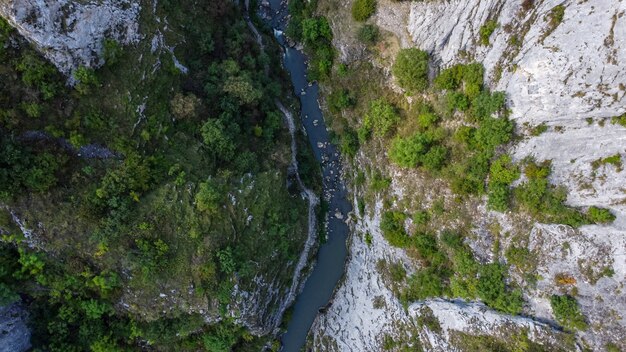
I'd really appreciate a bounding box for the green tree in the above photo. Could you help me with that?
[364,99,400,136]
[392,48,430,94]
[195,180,222,213]
[201,119,236,160]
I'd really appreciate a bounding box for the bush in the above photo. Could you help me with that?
[381,211,409,247]
[550,294,587,331]
[328,89,356,112]
[548,5,565,27]
[357,24,380,44]
[352,0,377,22]
[392,48,430,94]
[479,20,498,46]
[477,263,523,314]
[389,132,447,171]
[469,90,506,122]
[404,268,443,300]
[73,66,99,95]
[364,99,400,136]
[586,206,615,224]
[340,128,360,158]
[301,17,333,44]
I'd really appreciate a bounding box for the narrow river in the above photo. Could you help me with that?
[261,1,352,351]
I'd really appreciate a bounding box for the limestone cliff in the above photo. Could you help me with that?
[311,0,626,350]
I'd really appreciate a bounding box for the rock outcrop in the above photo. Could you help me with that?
[0,0,141,75]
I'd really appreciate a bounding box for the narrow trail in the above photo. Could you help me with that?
[243,0,320,330]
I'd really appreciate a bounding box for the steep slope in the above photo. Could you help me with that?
[309,0,626,350]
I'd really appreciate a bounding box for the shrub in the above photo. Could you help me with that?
[328,89,356,112]
[388,132,447,171]
[548,5,565,27]
[586,206,615,224]
[479,20,498,46]
[364,99,400,136]
[477,263,523,314]
[357,24,380,44]
[301,17,333,44]
[73,66,99,95]
[340,127,360,158]
[550,294,587,331]
[489,155,520,185]
[404,268,443,300]
[381,211,409,247]
[417,112,439,129]
[469,90,506,122]
[352,0,377,22]
[392,48,430,94]
[487,155,520,211]
[444,92,470,113]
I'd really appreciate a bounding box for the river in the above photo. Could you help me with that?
[258,1,353,351]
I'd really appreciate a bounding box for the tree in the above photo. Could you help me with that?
[73,66,99,95]
[201,119,236,159]
[364,99,400,136]
[170,93,201,120]
[392,48,430,94]
[223,75,262,105]
[195,180,221,213]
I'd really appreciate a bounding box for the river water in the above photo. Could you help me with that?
[261,1,352,351]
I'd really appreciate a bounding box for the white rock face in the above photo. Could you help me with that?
[311,197,571,351]
[0,0,141,75]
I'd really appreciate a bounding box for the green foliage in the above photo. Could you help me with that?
[514,161,589,226]
[591,153,622,171]
[363,99,400,137]
[339,127,360,158]
[328,89,356,112]
[468,90,506,122]
[103,39,123,67]
[381,211,409,247]
[586,206,615,224]
[16,53,61,100]
[352,0,377,21]
[73,66,99,95]
[389,132,447,170]
[357,24,380,44]
[487,155,520,211]
[479,20,498,46]
[550,294,587,331]
[477,263,523,314]
[195,180,222,213]
[404,267,443,300]
[548,5,565,27]
[302,17,333,43]
[201,118,236,160]
[392,48,430,94]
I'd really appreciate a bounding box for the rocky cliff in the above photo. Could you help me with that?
[0,0,140,75]
[311,0,626,350]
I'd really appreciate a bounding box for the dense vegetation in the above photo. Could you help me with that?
[0,1,317,350]
[286,0,335,80]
